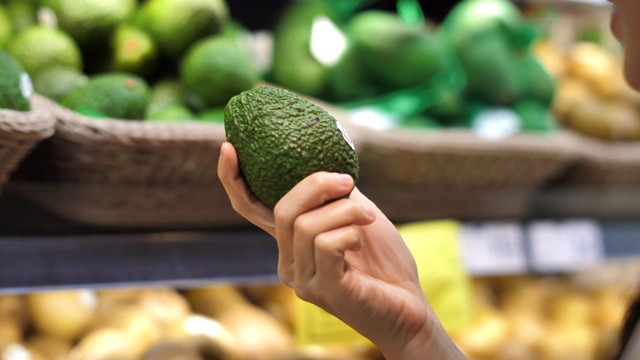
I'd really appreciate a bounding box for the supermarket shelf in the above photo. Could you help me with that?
[1,218,640,294]
[1,191,640,293]
[0,230,280,295]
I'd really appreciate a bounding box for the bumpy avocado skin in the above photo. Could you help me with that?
[224,86,359,209]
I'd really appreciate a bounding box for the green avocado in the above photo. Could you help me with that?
[60,72,150,119]
[346,10,447,91]
[224,86,359,208]
[0,49,31,111]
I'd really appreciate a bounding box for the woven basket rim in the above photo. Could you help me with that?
[569,132,640,165]
[32,94,226,143]
[356,125,581,157]
[0,106,56,138]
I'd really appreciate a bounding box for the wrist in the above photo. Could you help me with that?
[376,310,467,360]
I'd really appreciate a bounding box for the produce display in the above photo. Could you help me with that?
[0,284,383,360]
[0,270,635,360]
[269,0,557,133]
[536,40,640,141]
[0,0,259,122]
[451,273,636,360]
[1,1,639,359]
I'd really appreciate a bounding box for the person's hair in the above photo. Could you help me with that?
[611,293,640,359]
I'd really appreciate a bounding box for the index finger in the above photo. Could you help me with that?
[218,142,276,237]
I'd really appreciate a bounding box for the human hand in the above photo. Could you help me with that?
[218,142,465,360]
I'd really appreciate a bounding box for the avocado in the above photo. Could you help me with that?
[224,86,359,208]
[456,28,523,106]
[346,10,448,91]
[0,49,31,111]
[33,66,88,102]
[270,0,336,98]
[180,36,259,110]
[60,72,150,119]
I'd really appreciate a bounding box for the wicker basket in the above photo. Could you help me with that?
[10,94,361,229]
[0,106,56,193]
[7,95,247,229]
[355,127,579,222]
[531,133,640,218]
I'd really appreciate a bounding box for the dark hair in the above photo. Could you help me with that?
[611,293,640,359]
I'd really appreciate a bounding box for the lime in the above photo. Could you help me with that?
[180,36,259,109]
[0,49,31,111]
[5,0,38,34]
[42,0,137,47]
[135,0,228,60]
[0,5,12,48]
[7,25,83,78]
[146,78,186,115]
[107,24,158,79]
[33,67,88,101]
[146,104,194,121]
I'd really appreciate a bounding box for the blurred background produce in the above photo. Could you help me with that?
[0,0,261,122]
[2,0,635,140]
[2,1,640,360]
[0,260,636,360]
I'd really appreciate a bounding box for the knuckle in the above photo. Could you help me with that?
[292,215,315,236]
[314,232,334,251]
[294,286,313,303]
[277,267,293,288]
[273,202,289,221]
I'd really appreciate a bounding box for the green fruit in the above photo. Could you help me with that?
[0,49,32,111]
[346,10,447,91]
[5,0,38,34]
[513,100,557,133]
[42,0,136,47]
[33,67,88,101]
[457,28,523,105]
[398,114,442,130]
[106,24,158,79]
[326,44,379,103]
[146,78,185,115]
[440,0,522,48]
[270,0,335,97]
[146,104,194,121]
[135,0,229,60]
[514,52,557,106]
[60,72,150,119]
[225,86,359,208]
[180,36,259,109]
[6,25,83,78]
[0,4,12,48]
[197,107,225,122]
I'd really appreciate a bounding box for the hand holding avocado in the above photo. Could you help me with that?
[219,85,466,360]
[224,86,359,209]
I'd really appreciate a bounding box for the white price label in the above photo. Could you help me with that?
[528,219,605,273]
[460,222,527,275]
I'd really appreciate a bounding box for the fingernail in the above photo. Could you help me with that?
[363,205,376,218]
[338,174,353,186]
[219,143,228,162]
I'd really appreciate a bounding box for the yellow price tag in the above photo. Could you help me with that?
[397,220,473,333]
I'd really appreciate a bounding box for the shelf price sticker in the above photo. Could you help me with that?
[460,222,528,275]
[398,220,473,334]
[528,219,605,273]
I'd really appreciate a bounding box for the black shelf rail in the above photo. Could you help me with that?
[0,230,279,295]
